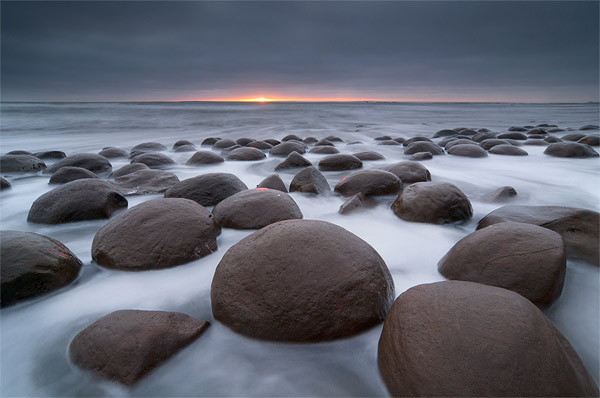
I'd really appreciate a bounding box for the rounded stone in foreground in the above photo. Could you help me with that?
[0,155,46,173]
[213,188,303,229]
[164,173,248,206]
[289,166,331,194]
[226,147,267,161]
[45,153,112,175]
[391,182,472,224]
[186,151,224,165]
[1,231,82,307]
[270,142,307,157]
[377,281,599,397]
[28,180,127,224]
[382,161,431,184]
[544,142,599,158]
[211,219,395,342]
[447,144,488,158]
[489,144,529,156]
[438,222,566,305]
[318,154,363,171]
[69,310,209,385]
[257,174,287,192]
[334,170,401,196]
[49,166,98,184]
[92,198,220,270]
[404,142,444,156]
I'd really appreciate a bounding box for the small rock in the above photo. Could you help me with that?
[257,174,288,192]
[282,134,303,142]
[201,137,221,146]
[1,177,11,190]
[403,137,432,147]
[580,125,599,130]
[109,163,150,179]
[409,152,433,161]
[289,166,331,194]
[212,139,237,149]
[98,147,128,158]
[432,129,457,138]
[270,142,307,157]
[173,140,194,149]
[447,144,488,158]
[49,167,98,184]
[226,147,267,161]
[479,139,511,150]
[131,142,167,153]
[247,140,273,150]
[489,144,529,156]
[309,146,340,154]
[186,151,224,165]
[404,142,444,156]
[130,153,176,168]
[114,169,180,195]
[318,154,362,171]
[382,161,431,184]
[274,151,312,170]
[353,151,385,161]
[174,145,197,153]
[34,151,67,160]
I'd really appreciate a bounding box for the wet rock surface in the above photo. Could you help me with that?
[113,169,180,195]
[289,166,331,194]
[164,173,248,206]
[1,155,47,173]
[48,166,98,184]
[45,154,112,175]
[334,170,401,196]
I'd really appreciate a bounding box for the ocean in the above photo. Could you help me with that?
[1,101,599,396]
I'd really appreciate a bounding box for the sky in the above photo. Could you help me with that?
[1,1,599,102]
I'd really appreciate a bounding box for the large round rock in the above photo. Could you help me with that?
[164,173,248,206]
[226,147,266,161]
[211,219,395,342]
[318,154,363,171]
[377,281,599,397]
[447,144,488,158]
[391,182,472,224]
[544,142,599,158]
[186,151,224,165]
[212,188,302,229]
[113,169,180,195]
[438,222,566,305]
[1,231,82,307]
[92,198,220,270]
[44,153,112,174]
[0,155,46,173]
[382,161,431,184]
[48,166,98,184]
[130,153,176,168]
[334,170,401,196]
[269,142,306,157]
[70,310,209,385]
[28,180,127,224]
[478,205,600,265]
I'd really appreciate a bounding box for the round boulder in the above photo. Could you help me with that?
[352,151,385,161]
[69,310,209,385]
[172,140,194,149]
[403,137,432,147]
[257,174,287,192]
[409,152,433,161]
[92,198,220,270]
[0,155,46,173]
[274,151,312,170]
[438,222,566,305]
[211,219,395,342]
[489,144,529,156]
[34,151,67,160]
[164,173,248,206]
[391,182,472,224]
[226,147,266,161]
[247,140,273,150]
[382,161,431,184]
[309,146,339,154]
[212,138,237,149]
[334,170,401,196]
[98,147,128,158]
[318,154,362,171]
[44,153,112,175]
[282,134,303,142]
[113,169,180,195]
[28,180,127,224]
[174,144,196,153]
[498,132,527,140]
[404,142,444,156]
[270,142,306,157]
[289,167,331,194]
[479,139,510,150]
[377,281,599,397]
[1,231,82,307]
[578,135,600,146]
[447,144,488,158]
[131,153,176,168]
[49,166,98,184]
[201,137,220,146]
[444,138,475,150]
[213,188,302,229]
[1,177,11,190]
[186,151,224,165]
[544,142,599,158]
[432,129,457,138]
[130,142,167,153]
[109,163,149,179]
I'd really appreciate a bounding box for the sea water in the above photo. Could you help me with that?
[0,102,598,396]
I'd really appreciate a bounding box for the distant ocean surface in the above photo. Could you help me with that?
[1,102,599,396]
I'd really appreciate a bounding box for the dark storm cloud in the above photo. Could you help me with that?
[1,1,598,101]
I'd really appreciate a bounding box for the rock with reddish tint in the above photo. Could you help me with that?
[382,161,431,184]
[164,173,247,206]
[404,142,444,156]
[392,182,472,224]
[318,154,362,171]
[544,142,599,158]
[1,231,82,307]
[114,169,180,195]
[92,198,220,270]
[28,180,127,224]
[69,310,209,385]
[478,205,599,265]
[34,151,67,160]
[186,151,224,165]
[45,154,111,175]
[1,155,47,173]
[257,174,288,192]
[247,140,273,150]
[49,166,98,184]
[438,222,566,305]
[1,177,11,190]
[353,151,385,161]
[270,142,307,157]
[578,135,599,146]
[226,147,266,161]
[274,151,312,170]
[109,163,150,179]
[378,281,599,397]
[339,193,369,215]
[211,219,395,342]
[489,144,529,156]
[309,146,340,154]
[289,166,331,194]
[130,153,176,168]
[335,170,401,197]
[213,188,302,229]
[447,144,488,158]
[98,147,128,158]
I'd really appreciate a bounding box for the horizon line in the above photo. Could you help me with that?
[2,100,598,104]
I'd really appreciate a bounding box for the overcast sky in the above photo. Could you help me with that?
[1,1,598,102]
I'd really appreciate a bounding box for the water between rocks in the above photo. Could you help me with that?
[1,102,598,396]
